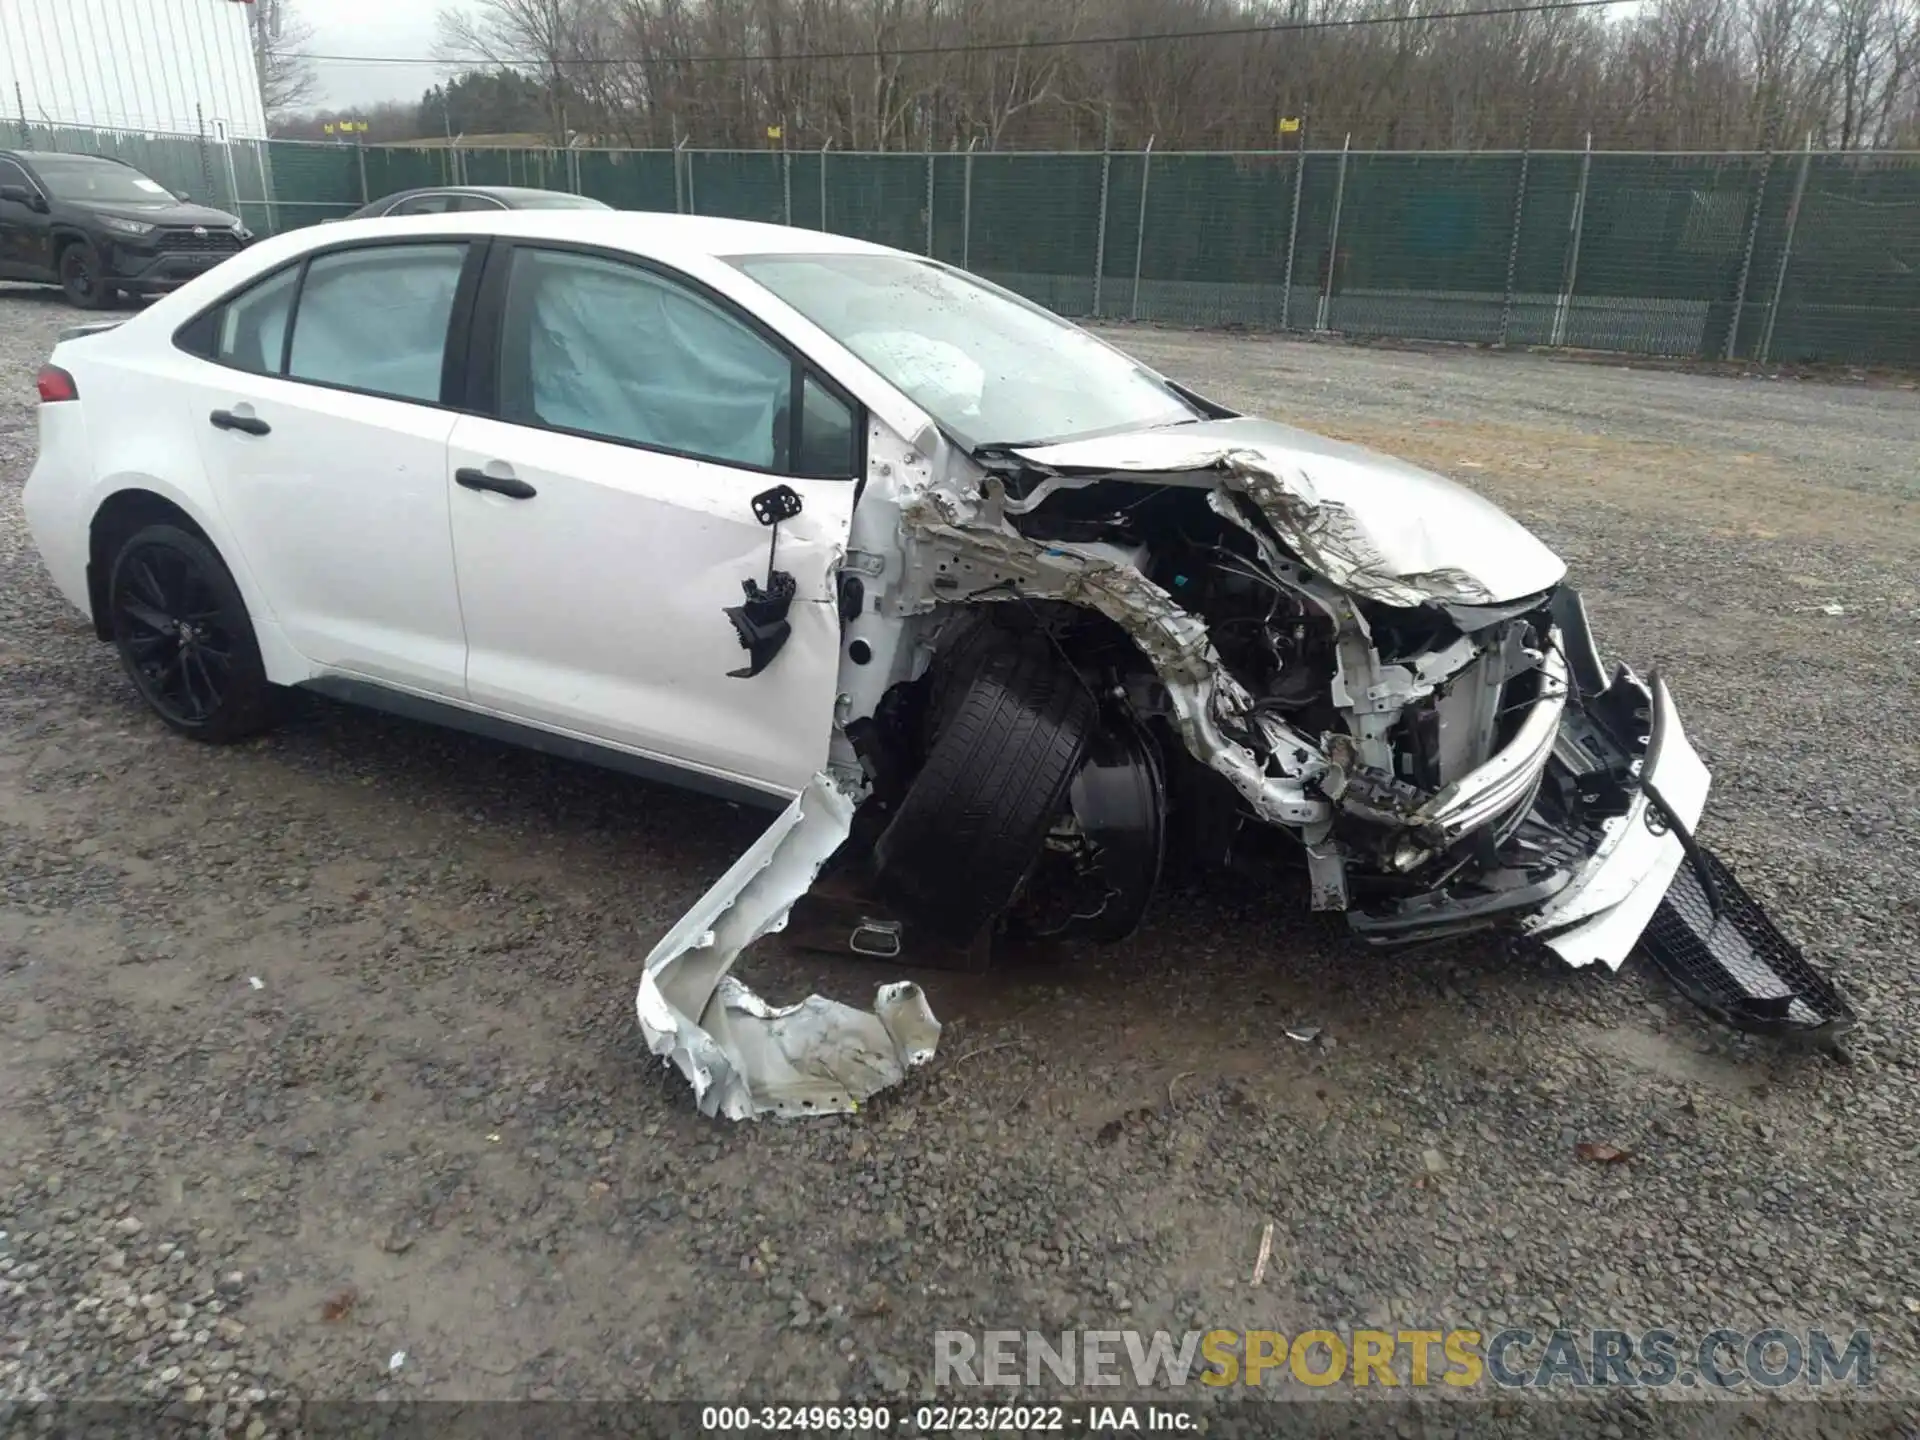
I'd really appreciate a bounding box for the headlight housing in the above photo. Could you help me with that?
[99,216,155,237]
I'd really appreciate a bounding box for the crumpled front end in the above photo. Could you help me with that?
[640,410,1851,1120]
[878,421,1850,1033]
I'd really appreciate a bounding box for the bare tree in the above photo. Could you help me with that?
[251,0,320,126]
[441,0,588,141]
[405,0,1920,150]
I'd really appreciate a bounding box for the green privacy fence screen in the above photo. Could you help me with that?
[13,119,1920,367]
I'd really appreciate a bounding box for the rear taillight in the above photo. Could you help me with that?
[36,366,78,403]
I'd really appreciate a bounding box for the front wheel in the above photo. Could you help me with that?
[872,640,1098,939]
[59,242,109,309]
[107,523,275,742]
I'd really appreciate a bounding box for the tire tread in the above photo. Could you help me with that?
[874,640,1097,938]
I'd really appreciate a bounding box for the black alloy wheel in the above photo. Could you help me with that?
[108,524,274,742]
[60,242,107,309]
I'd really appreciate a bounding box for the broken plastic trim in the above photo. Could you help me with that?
[636,772,940,1119]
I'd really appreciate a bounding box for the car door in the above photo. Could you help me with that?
[180,239,479,697]
[0,158,53,280]
[446,240,863,798]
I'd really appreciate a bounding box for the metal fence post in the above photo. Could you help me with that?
[962,138,976,269]
[782,146,793,227]
[355,134,369,205]
[1316,135,1351,332]
[673,135,685,213]
[253,142,278,235]
[924,149,935,256]
[1725,142,1777,360]
[1282,140,1307,330]
[1759,134,1815,365]
[1499,109,1535,348]
[214,120,242,220]
[820,140,831,232]
[1551,132,1592,347]
[194,104,216,202]
[14,82,28,146]
[1092,111,1113,316]
[1131,137,1154,320]
[686,146,697,215]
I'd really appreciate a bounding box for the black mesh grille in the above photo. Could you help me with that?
[1640,847,1854,1038]
[154,228,241,255]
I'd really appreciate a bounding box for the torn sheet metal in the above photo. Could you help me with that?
[897,493,1332,831]
[637,772,940,1119]
[1009,418,1566,608]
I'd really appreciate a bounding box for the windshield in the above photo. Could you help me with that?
[34,158,177,206]
[736,254,1199,447]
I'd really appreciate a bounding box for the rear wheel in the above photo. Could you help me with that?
[873,639,1098,940]
[59,241,108,309]
[107,524,275,743]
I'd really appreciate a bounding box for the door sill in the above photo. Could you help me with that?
[295,674,794,811]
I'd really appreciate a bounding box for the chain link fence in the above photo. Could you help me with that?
[11,118,1918,367]
[11,121,282,234]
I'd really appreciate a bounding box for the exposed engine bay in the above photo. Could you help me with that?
[637,418,1853,1121]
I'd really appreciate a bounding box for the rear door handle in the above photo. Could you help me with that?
[210,409,270,436]
[455,466,537,500]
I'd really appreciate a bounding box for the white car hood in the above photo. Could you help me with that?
[1011,417,1566,607]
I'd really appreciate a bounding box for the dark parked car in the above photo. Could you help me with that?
[341,185,613,220]
[0,151,252,308]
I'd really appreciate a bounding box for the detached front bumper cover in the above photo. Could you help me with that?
[636,773,940,1120]
[1525,672,1853,1037]
[1525,672,1710,970]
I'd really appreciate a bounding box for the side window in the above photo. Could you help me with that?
[213,264,299,374]
[287,243,466,403]
[795,375,856,479]
[450,194,507,212]
[388,193,454,216]
[497,247,803,471]
[0,158,33,193]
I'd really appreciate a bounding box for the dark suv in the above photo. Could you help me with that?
[0,150,253,308]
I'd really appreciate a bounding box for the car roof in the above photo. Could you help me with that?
[5,150,128,165]
[326,208,895,261]
[391,185,588,200]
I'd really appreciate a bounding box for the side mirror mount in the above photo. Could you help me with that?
[724,485,806,680]
[0,183,44,212]
[750,484,803,527]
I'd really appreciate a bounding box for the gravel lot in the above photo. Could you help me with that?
[1,287,1917,1431]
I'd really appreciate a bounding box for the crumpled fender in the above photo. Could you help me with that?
[636,772,941,1119]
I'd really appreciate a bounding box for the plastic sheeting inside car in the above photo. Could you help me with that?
[500,248,787,469]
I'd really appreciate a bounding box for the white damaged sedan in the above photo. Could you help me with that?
[21,211,1851,1119]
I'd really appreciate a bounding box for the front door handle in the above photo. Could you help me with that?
[210,409,270,436]
[455,466,537,500]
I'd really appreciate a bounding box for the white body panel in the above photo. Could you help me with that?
[445,414,856,796]
[1534,679,1712,970]
[187,375,468,697]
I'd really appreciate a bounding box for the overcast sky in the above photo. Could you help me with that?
[306,0,460,111]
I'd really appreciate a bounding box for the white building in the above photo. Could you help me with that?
[1,0,268,141]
